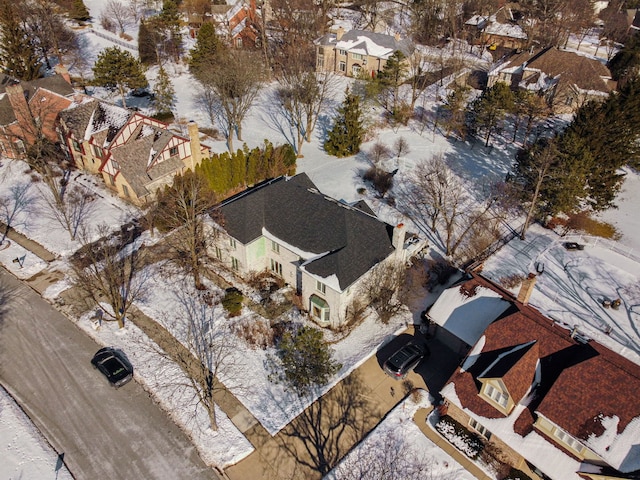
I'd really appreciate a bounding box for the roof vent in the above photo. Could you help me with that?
[570,325,590,344]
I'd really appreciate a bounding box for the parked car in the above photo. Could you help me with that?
[383,342,429,379]
[91,347,134,388]
[564,242,585,251]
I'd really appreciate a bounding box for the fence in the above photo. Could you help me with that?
[87,28,137,52]
[561,234,640,264]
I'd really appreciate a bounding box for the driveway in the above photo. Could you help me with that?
[0,268,219,480]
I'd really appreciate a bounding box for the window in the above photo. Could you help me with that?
[270,259,283,276]
[469,418,492,440]
[108,174,116,186]
[231,257,239,271]
[169,145,179,156]
[339,49,346,55]
[484,384,509,408]
[235,37,243,48]
[339,61,346,72]
[351,53,363,60]
[71,139,82,153]
[310,295,330,324]
[316,280,326,294]
[553,428,584,454]
[215,246,222,260]
[317,57,324,69]
[92,144,103,158]
[318,47,324,55]
[271,240,280,253]
[15,140,25,154]
[122,184,130,198]
[229,238,237,249]
[111,160,120,171]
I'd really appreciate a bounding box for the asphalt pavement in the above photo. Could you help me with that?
[0,268,220,480]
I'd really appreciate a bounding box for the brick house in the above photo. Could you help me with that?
[487,47,616,113]
[58,99,210,205]
[314,27,414,78]
[189,0,260,48]
[0,67,75,159]
[436,274,640,480]
[207,173,423,328]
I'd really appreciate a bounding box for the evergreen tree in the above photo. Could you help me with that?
[92,47,148,108]
[324,89,364,158]
[0,1,42,80]
[69,0,90,21]
[188,22,221,79]
[153,64,175,117]
[608,29,640,83]
[138,20,160,65]
[375,50,406,117]
[268,326,342,396]
[470,82,514,147]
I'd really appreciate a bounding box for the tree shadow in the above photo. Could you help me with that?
[274,372,382,478]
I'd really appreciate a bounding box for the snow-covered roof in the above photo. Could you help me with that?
[427,278,511,346]
[316,29,414,60]
[441,274,640,477]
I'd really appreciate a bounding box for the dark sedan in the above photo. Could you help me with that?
[91,347,134,388]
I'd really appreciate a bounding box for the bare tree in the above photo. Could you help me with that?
[198,50,264,151]
[399,155,502,261]
[41,184,96,241]
[368,141,392,169]
[274,70,337,156]
[0,183,33,245]
[71,224,148,328]
[164,287,244,431]
[357,260,407,324]
[102,0,134,35]
[152,171,218,290]
[393,136,410,162]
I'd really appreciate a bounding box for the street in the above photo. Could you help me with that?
[0,268,220,480]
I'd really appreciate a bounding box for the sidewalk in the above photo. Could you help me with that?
[0,222,56,262]
[414,408,492,480]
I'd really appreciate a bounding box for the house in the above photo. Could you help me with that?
[487,47,616,113]
[314,27,414,78]
[207,173,422,328]
[435,273,640,480]
[58,99,210,205]
[0,66,75,159]
[465,6,528,50]
[190,0,260,48]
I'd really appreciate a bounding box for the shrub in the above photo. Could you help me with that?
[152,111,175,123]
[231,315,274,349]
[222,287,243,316]
[435,415,484,459]
[389,101,413,126]
[565,211,620,239]
[502,467,533,480]
[424,258,457,290]
[499,273,525,289]
[363,166,394,198]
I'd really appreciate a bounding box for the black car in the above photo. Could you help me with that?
[383,342,429,379]
[91,347,134,388]
[564,242,585,251]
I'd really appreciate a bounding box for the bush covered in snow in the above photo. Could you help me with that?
[435,415,483,459]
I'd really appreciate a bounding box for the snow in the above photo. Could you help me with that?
[2,0,640,476]
[428,285,511,346]
[0,387,73,480]
[326,391,475,480]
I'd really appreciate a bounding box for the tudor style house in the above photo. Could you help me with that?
[314,27,414,78]
[434,273,640,480]
[207,173,420,328]
[487,47,616,114]
[58,99,209,205]
[0,66,75,159]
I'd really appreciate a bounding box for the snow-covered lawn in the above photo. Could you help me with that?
[326,390,475,480]
[0,386,73,480]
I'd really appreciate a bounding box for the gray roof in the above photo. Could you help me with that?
[59,100,132,145]
[217,174,395,289]
[110,124,179,197]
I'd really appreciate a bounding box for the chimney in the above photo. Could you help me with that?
[392,223,406,257]
[54,64,72,84]
[187,120,202,170]
[336,26,345,41]
[517,273,537,305]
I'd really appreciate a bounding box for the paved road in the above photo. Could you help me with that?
[0,268,220,480]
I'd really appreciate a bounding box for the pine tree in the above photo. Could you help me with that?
[188,22,221,79]
[0,1,42,80]
[92,47,148,108]
[153,64,175,117]
[69,0,90,22]
[138,20,159,65]
[470,82,514,147]
[324,89,364,158]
